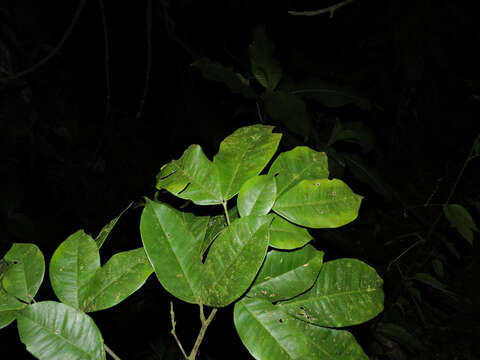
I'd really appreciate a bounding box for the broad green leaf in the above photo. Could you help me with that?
[0,309,16,329]
[238,175,277,217]
[443,204,479,245]
[273,179,362,229]
[2,243,44,303]
[269,214,313,250]
[80,248,153,312]
[269,146,329,196]
[341,153,392,202]
[294,320,369,360]
[234,297,309,360]
[140,199,208,304]
[376,323,426,352]
[95,201,133,249]
[280,259,384,327]
[156,144,223,205]
[213,124,281,200]
[264,91,312,140]
[327,119,374,153]
[192,57,256,99]
[201,207,240,256]
[49,230,100,309]
[17,301,105,360]
[250,26,282,90]
[202,215,272,307]
[0,288,26,311]
[247,245,324,302]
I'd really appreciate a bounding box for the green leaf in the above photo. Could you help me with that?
[49,230,100,309]
[443,204,479,245]
[269,146,329,197]
[80,248,153,312]
[140,199,208,304]
[156,144,223,205]
[0,288,26,311]
[327,119,374,153]
[0,308,16,329]
[2,243,45,303]
[294,320,369,359]
[201,207,240,256]
[202,215,272,307]
[273,179,362,229]
[264,91,312,140]
[95,201,133,249]
[234,297,309,360]
[247,245,324,302]
[280,259,384,327]
[16,301,105,360]
[250,26,282,90]
[376,323,426,352]
[269,214,313,250]
[341,153,392,202]
[192,57,256,99]
[213,124,282,200]
[432,259,444,279]
[238,175,277,217]
[412,272,449,292]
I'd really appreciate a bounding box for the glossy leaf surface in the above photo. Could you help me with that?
[280,259,384,327]
[202,215,272,307]
[269,214,313,250]
[49,230,100,308]
[234,297,309,360]
[0,309,16,329]
[249,26,282,90]
[192,57,256,99]
[81,248,153,312]
[140,199,207,304]
[238,175,276,217]
[156,144,223,205]
[273,179,362,228]
[213,124,281,200]
[269,146,329,197]
[17,301,105,360]
[2,243,44,303]
[247,245,324,302]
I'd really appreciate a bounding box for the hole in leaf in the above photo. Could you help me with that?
[12,260,19,264]
[279,318,283,323]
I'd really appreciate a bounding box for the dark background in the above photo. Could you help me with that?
[1,0,479,359]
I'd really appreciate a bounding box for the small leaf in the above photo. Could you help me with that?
[412,272,449,292]
[213,124,282,200]
[234,297,309,360]
[192,57,256,99]
[247,245,324,302]
[49,230,100,309]
[202,215,272,307]
[327,119,374,153]
[376,323,426,352]
[140,199,208,304]
[280,259,384,327]
[17,301,105,360]
[250,26,282,90]
[95,201,133,249]
[238,175,277,217]
[269,146,329,197]
[273,179,362,228]
[264,91,312,140]
[432,259,444,279]
[341,152,393,202]
[269,214,313,250]
[156,144,223,205]
[80,248,153,312]
[443,204,479,245]
[2,243,45,303]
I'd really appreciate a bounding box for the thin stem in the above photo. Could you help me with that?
[104,343,121,360]
[188,305,218,360]
[222,201,231,225]
[170,302,189,359]
[288,0,356,18]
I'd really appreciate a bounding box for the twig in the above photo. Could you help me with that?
[170,302,189,359]
[0,0,87,82]
[136,0,153,120]
[104,343,121,360]
[189,304,218,360]
[288,0,356,18]
[98,0,111,123]
[222,201,231,226]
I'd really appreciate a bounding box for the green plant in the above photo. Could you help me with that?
[0,124,384,359]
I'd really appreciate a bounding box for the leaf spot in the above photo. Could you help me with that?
[55,329,60,335]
